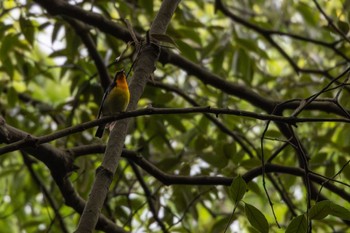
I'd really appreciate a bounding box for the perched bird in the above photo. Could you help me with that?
[95,69,130,138]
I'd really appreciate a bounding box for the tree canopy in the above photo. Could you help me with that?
[1,0,350,232]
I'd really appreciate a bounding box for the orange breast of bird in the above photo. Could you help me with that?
[102,77,130,115]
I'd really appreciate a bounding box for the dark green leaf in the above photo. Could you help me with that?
[7,86,18,107]
[194,135,210,151]
[19,16,35,45]
[232,48,254,84]
[247,181,263,196]
[176,39,197,61]
[286,215,307,233]
[210,216,233,233]
[245,203,269,233]
[139,0,153,15]
[212,48,226,74]
[201,151,228,169]
[228,175,247,204]
[296,3,319,26]
[51,22,62,44]
[177,28,202,46]
[338,157,350,180]
[166,115,186,132]
[235,37,268,59]
[329,202,350,220]
[151,33,178,48]
[337,20,349,35]
[325,161,335,177]
[223,143,236,159]
[309,200,331,220]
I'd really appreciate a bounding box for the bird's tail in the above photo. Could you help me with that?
[95,124,106,138]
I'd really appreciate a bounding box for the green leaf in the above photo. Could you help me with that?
[337,20,349,35]
[177,28,202,46]
[19,16,35,45]
[212,48,226,74]
[325,161,335,177]
[166,115,186,132]
[329,202,350,220]
[247,181,263,196]
[210,216,233,233]
[151,33,178,48]
[338,157,350,180]
[139,0,153,15]
[286,215,307,233]
[232,48,254,84]
[245,203,269,233]
[0,34,17,59]
[194,135,210,151]
[235,37,268,59]
[223,143,236,160]
[228,175,247,204]
[201,151,229,169]
[7,86,18,107]
[51,22,62,44]
[309,200,331,220]
[296,3,319,26]
[176,39,197,61]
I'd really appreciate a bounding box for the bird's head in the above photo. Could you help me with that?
[113,69,128,88]
[114,69,126,81]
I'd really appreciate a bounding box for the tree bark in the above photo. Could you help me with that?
[74,1,181,232]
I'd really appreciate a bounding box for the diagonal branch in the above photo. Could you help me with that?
[313,0,350,45]
[128,160,168,232]
[22,152,69,233]
[66,17,111,90]
[75,1,181,232]
[148,80,257,157]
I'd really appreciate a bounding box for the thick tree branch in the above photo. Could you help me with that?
[123,150,350,203]
[75,1,181,232]
[67,146,350,205]
[33,0,350,117]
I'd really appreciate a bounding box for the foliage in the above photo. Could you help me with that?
[1,0,350,232]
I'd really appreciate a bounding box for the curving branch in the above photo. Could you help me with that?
[2,106,350,156]
[128,151,350,202]
[66,145,350,206]
[33,0,350,118]
[0,117,127,233]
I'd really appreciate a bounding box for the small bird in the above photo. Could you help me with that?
[95,69,130,138]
